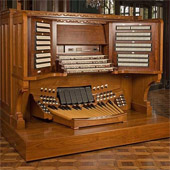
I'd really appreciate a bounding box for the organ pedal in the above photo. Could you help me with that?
[31,86,127,129]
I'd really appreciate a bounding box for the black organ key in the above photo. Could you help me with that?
[64,88,71,104]
[75,88,83,104]
[80,88,88,103]
[69,88,77,104]
[85,86,94,103]
[64,89,72,105]
[58,89,66,105]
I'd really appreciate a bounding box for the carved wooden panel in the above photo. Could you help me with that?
[12,13,28,79]
[0,13,11,113]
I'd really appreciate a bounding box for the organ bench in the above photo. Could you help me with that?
[0,9,169,161]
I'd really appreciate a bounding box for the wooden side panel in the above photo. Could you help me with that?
[132,74,161,115]
[11,12,29,121]
[12,12,28,79]
[0,12,11,114]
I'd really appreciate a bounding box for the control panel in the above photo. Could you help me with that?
[34,84,127,115]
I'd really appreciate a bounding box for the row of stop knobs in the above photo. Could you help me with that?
[93,84,108,91]
[40,88,55,93]
[115,95,127,107]
[95,91,116,102]
[40,95,58,105]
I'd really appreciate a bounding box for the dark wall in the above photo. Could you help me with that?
[163,1,170,88]
[69,0,99,13]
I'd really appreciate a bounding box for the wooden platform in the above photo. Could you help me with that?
[1,110,170,161]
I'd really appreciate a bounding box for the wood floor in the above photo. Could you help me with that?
[0,89,170,170]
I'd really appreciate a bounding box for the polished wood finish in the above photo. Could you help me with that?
[0,89,169,168]
[57,25,106,45]
[0,9,168,161]
[1,110,170,161]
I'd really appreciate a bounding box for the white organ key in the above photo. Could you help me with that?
[36,46,51,50]
[62,63,111,69]
[36,58,51,63]
[36,28,50,33]
[131,26,151,30]
[36,36,51,40]
[66,67,113,73]
[116,48,151,52]
[36,41,51,45]
[116,43,151,47]
[118,58,148,62]
[116,32,151,36]
[60,59,108,64]
[36,22,50,28]
[118,54,148,58]
[58,55,105,60]
[116,26,130,30]
[36,63,51,68]
[36,53,51,58]
[116,37,151,41]
[118,63,148,67]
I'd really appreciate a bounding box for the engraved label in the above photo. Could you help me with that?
[131,26,151,30]
[116,26,130,30]
[116,43,151,47]
[118,54,148,58]
[116,48,151,52]
[36,28,50,33]
[37,22,50,28]
[116,37,151,41]
[36,58,51,63]
[36,46,51,50]
[36,41,51,45]
[36,53,51,58]
[36,36,51,40]
[118,63,148,67]
[116,32,151,36]
[36,63,51,68]
[118,58,148,62]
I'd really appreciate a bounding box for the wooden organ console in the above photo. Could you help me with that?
[0,9,169,161]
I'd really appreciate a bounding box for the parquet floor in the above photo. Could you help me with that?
[0,89,170,170]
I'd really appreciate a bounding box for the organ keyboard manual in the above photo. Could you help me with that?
[0,9,169,161]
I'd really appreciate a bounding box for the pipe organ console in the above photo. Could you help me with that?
[1,9,169,161]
